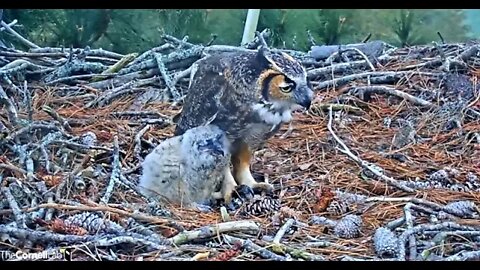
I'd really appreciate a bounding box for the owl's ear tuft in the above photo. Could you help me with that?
[256,46,274,69]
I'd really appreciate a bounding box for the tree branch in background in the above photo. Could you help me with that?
[1,20,40,49]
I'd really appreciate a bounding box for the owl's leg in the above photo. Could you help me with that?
[232,143,274,193]
[212,166,237,204]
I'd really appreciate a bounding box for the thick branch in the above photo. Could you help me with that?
[0,20,39,49]
[349,86,433,107]
[169,221,259,245]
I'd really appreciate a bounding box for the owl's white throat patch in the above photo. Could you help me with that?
[252,103,292,126]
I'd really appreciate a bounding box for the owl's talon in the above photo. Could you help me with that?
[226,202,237,211]
[212,167,238,205]
[251,182,275,195]
[224,192,233,204]
[234,184,255,201]
[212,190,233,204]
[216,185,254,212]
[233,147,275,196]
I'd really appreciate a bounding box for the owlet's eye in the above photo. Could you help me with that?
[279,84,293,93]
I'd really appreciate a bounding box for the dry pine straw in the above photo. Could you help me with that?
[2,78,480,260]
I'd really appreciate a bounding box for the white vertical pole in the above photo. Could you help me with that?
[241,9,261,45]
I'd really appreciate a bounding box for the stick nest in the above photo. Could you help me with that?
[0,32,479,261]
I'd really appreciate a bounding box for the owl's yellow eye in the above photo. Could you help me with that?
[279,84,293,93]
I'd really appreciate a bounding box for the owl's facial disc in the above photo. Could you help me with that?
[263,74,313,111]
[256,49,313,111]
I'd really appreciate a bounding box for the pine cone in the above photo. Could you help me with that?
[444,167,460,178]
[466,172,480,191]
[428,169,450,184]
[373,227,398,257]
[147,202,172,217]
[443,200,478,218]
[309,216,337,227]
[361,164,385,179]
[48,218,88,235]
[0,198,8,210]
[241,196,281,216]
[79,131,97,147]
[334,191,367,205]
[466,172,478,182]
[327,200,352,216]
[449,184,469,192]
[333,214,362,239]
[65,212,124,234]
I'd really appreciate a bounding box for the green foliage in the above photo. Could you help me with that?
[3,9,111,48]
[55,9,112,47]
[95,9,164,53]
[392,9,416,46]
[257,9,319,50]
[464,9,480,38]
[420,9,470,43]
[314,9,357,45]
[386,9,470,46]
[1,9,474,53]
[157,9,209,43]
[204,9,246,45]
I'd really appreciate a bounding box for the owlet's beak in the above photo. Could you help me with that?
[200,138,227,156]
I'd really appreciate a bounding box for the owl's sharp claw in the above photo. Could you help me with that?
[234,162,275,196]
[251,182,275,195]
[223,184,255,212]
[225,200,239,212]
[213,185,236,205]
[217,186,250,212]
[214,167,238,205]
[223,191,233,205]
[234,184,255,201]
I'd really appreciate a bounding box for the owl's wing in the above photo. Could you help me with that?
[174,54,231,136]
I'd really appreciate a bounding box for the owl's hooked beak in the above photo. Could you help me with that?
[211,143,227,156]
[293,84,313,110]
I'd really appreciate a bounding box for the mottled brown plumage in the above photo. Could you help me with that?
[174,47,313,203]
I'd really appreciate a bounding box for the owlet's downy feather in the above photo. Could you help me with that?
[138,125,231,209]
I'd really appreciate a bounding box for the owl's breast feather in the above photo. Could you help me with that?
[251,103,293,126]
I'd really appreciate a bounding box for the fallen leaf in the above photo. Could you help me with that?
[210,245,241,261]
[193,252,210,261]
[96,130,112,141]
[41,174,64,187]
[298,162,313,171]
[43,218,88,236]
[159,227,177,238]
[313,187,335,213]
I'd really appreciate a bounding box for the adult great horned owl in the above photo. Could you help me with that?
[173,47,313,204]
[138,125,232,209]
